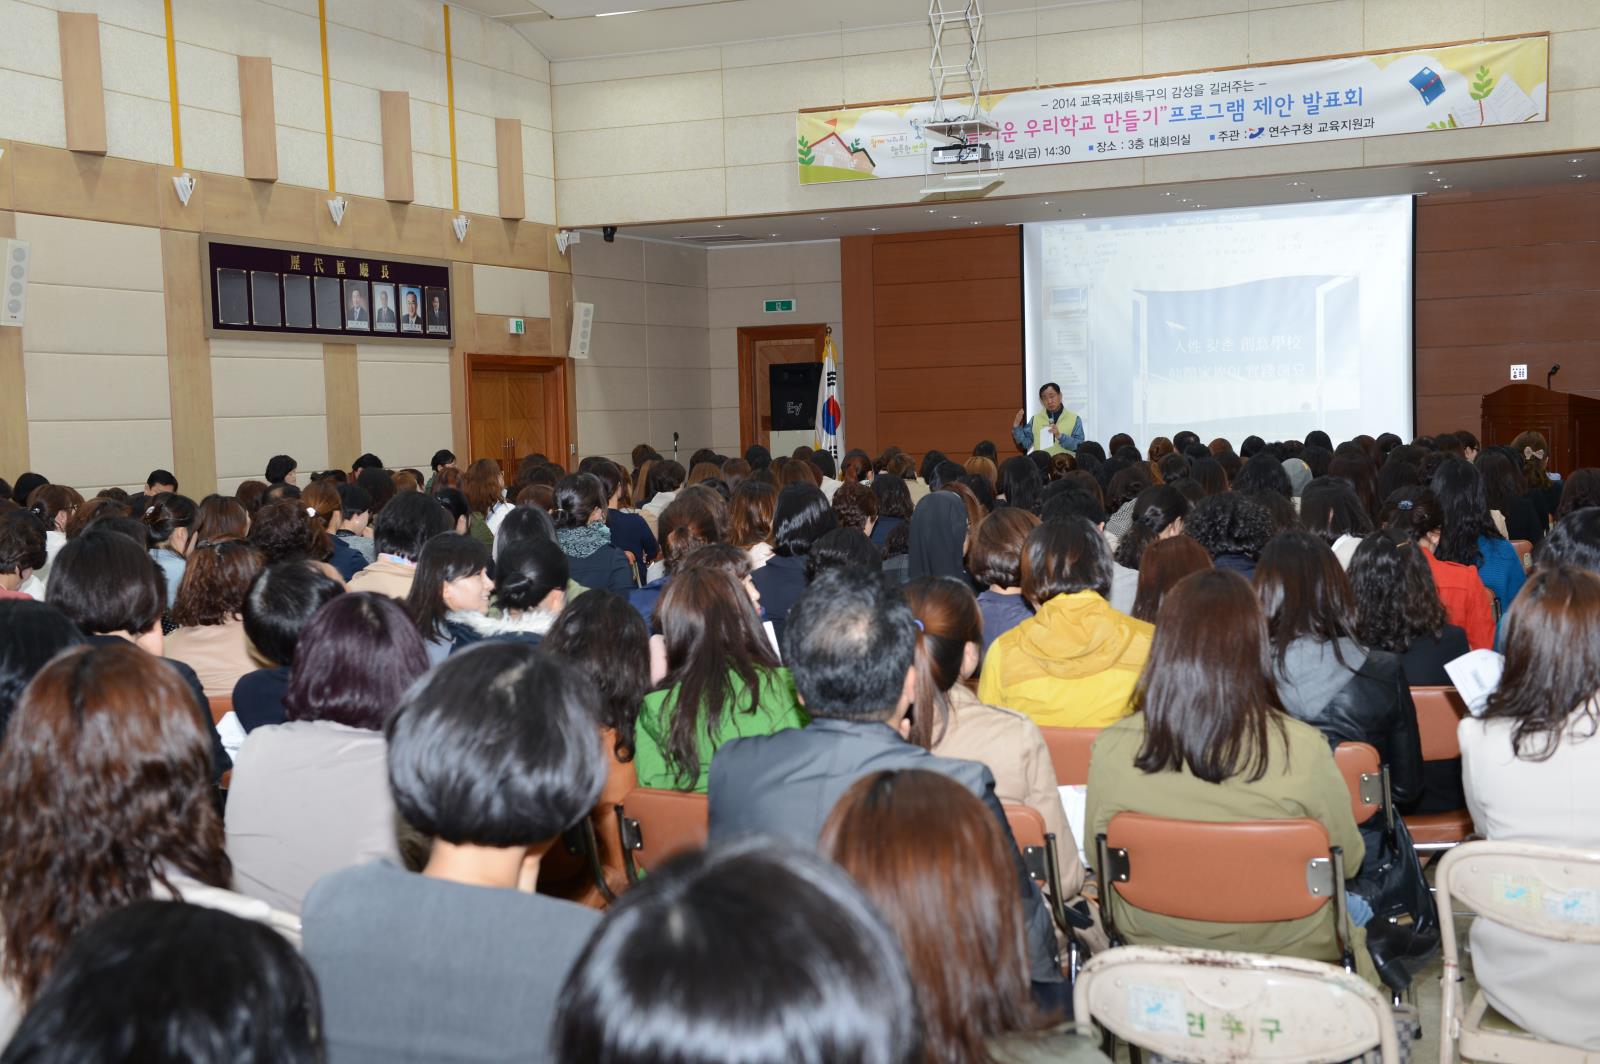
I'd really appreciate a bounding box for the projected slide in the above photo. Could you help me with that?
[1022,196,1413,444]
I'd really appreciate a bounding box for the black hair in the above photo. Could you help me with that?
[811,450,836,479]
[1431,456,1498,567]
[1039,485,1106,526]
[429,449,456,472]
[1304,430,1333,451]
[372,491,451,562]
[973,440,998,462]
[406,533,492,642]
[743,444,772,471]
[1299,476,1374,546]
[783,569,915,722]
[1113,484,1192,570]
[351,453,383,473]
[144,470,177,490]
[805,527,883,583]
[45,531,164,635]
[387,644,604,845]
[1232,453,1292,498]
[336,482,372,521]
[1539,508,1600,574]
[1184,492,1273,561]
[431,487,470,528]
[997,456,1043,515]
[1039,382,1061,397]
[493,540,569,612]
[0,510,47,577]
[918,450,949,485]
[541,591,650,763]
[1,901,322,1064]
[355,468,395,514]
[11,473,48,506]
[0,602,86,744]
[771,484,837,558]
[871,475,913,520]
[493,505,557,562]
[927,461,966,492]
[552,473,607,531]
[555,840,919,1064]
[260,482,301,505]
[140,493,196,547]
[242,562,344,668]
[264,455,297,484]
[1348,530,1448,654]
[1254,530,1359,670]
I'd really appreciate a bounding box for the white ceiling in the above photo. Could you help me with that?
[583,151,1594,247]
[450,0,1069,61]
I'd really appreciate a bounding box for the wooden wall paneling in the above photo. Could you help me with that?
[494,118,525,221]
[873,276,1021,326]
[1417,191,1600,252]
[238,57,279,182]
[458,214,547,270]
[189,172,320,240]
[874,367,1020,412]
[0,140,13,211]
[1417,292,1595,348]
[471,315,553,357]
[0,211,27,476]
[1416,244,1600,300]
[870,231,1019,284]
[349,201,449,261]
[447,260,475,461]
[840,235,877,458]
[874,321,1023,369]
[159,230,217,495]
[546,231,570,274]
[548,271,572,360]
[322,342,361,469]
[379,92,414,204]
[875,410,1016,460]
[57,13,107,155]
[10,144,159,227]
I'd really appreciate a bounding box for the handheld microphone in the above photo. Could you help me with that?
[1549,363,1563,390]
[673,431,679,461]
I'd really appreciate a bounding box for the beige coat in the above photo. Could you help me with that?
[165,618,259,698]
[345,556,416,600]
[933,684,1086,900]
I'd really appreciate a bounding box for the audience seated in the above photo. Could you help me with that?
[192,494,250,544]
[823,770,1107,1062]
[0,645,247,1035]
[1381,486,1496,650]
[979,516,1152,728]
[969,508,1039,656]
[552,473,634,595]
[0,601,84,744]
[334,483,377,563]
[345,491,451,600]
[0,511,46,601]
[629,487,726,620]
[141,493,196,607]
[450,540,567,651]
[302,480,369,581]
[233,561,345,733]
[1433,456,1526,622]
[407,533,495,665]
[225,593,426,913]
[586,457,655,583]
[555,841,922,1064]
[1109,483,1191,613]
[1085,569,1376,984]
[1538,506,1600,573]
[804,526,882,583]
[1299,476,1375,569]
[729,479,777,571]
[637,567,803,792]
[750,483,836,631]
[1511,430,1562,529]
[302,644,605,1063]
[708,568,1063,989]
[165,540,268,698]
[1129,535,1212,624]
[907,491,970,583]
[1183,491,1272,577]
[1460,566,1600,1049]
[2,900,322,1064]
[1348,530,1470,687]
[906,576,1087,913]
[1478,448,1544,546]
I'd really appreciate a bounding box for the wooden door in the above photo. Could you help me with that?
[737,323,828,454]
[466,355,570,474]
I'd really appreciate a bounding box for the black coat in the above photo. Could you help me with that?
[709,718,1062,986]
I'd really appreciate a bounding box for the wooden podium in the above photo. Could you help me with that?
[1481,384,1600,476]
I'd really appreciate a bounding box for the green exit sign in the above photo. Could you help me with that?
[763,299,796,313]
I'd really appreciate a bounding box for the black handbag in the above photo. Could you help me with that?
[1356,813,1441,992]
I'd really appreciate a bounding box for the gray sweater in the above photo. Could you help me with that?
[303,860,600,1063]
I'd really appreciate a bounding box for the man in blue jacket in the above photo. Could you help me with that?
[1013,381,1084,455]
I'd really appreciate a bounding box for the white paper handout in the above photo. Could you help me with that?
[1444,648,1504,715]
[1058,784,1089,866]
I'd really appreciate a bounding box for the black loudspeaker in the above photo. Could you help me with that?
[769,362,822,430]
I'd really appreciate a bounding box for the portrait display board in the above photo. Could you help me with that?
[203,239,453,344]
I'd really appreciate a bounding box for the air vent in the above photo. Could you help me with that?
[673,233,763,244]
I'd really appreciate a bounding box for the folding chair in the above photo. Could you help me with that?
[1333,741,1390,830]
[1404,687,1474,853]
[1073,944,1400,1063]
[207,695,233,725]
[1038,726,1101,786]
[614,788,708,885]
[1003,803,1082,977]
[1438,840,1600,1064]
[1509,539,1534,572]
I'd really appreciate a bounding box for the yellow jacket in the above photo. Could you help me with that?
[977,590,1152,728]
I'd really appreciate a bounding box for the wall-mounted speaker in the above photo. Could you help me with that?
[569,301,594,360]
[1,239,29,328]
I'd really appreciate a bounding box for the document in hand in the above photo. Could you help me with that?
[1444,648,1504,715]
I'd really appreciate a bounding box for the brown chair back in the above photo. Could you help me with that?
[1102,813,1339,924]
[615,788,708,883]
[1038,726,1100,786]
[1510,538,1534,571]
[1410,686,1468,762]
[207,695,232,725]
[1332,742,1385,827]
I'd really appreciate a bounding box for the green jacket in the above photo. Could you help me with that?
[635,667,807,792]
[1086,712,1376,985]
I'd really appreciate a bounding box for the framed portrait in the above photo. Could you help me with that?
[216,269,249,326]
[282,274,314,330]
[399,285,424,333]
[344,280,371,331]
[425,286,450,335]
[313,276,343,330]
[250,271,282,327]
[371,283,398,333]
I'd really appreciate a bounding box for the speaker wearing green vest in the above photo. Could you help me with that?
[1011,382,1084,456]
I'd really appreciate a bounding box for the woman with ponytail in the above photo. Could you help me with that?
[302,480,369,581]
[634,567,805,792]
[1110,484,1191,614]
[553,474,634,595]
[907,576,1089,917]
[142,493,197,607]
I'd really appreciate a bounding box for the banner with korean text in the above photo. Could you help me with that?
[796,36,1547,184]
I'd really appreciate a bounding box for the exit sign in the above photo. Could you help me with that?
[763,299,796,313]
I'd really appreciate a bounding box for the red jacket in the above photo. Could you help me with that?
[1424,548,1495,651]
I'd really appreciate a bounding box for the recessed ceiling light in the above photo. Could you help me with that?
[818,216,828,221]
[971,220,981,225]
[950,215,960,220]
[868,227,878,231]
[1574,173,1589,179]
[714,224,722,228]
[927,209,937,213]
[1570,157,1583,163]
[1426,170,1437,175]
[1288,181,1304,187]
[1079,212,1088,217]
[1042,201,1051,205]
[1162,191,1174,196]
[1440,184,1453,189]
